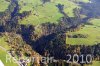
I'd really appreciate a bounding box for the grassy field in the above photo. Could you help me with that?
[0,0,10,12]
[66,19,100,45]
[0,48,18,66]
[0,36,10,49]
[18,0,42,13]
[84,61,100,66]
[90,19,100,27]
[54,0,79,17]
[0,36,18,66]
[19,3,63,25]
[76,0,90,3]
[0,0,90,25]
[18,0,79,25]
[89,61,100,66]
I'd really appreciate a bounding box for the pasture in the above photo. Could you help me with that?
[66,19,100,45]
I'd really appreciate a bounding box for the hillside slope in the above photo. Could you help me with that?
[0,0,100,66]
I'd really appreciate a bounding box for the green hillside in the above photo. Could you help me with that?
[90,61,100,66]
[0,0,10,12]
[66,19,100,45]
[0,36,10,49]
[0,0,90,25]
[0,0,99,66]
[76,0,90,3]
[18,0,80,25]
[0,48,18,66]
[0,36,18,66]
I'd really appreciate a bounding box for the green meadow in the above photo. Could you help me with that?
[90,19,100,27]
[0,36,18,66]
[0,36,10,49]
[0,0,90,25]
[0,48,18,66]
[0,0,10,12]
[66,19,100,45]
[19,2,63,25]
[76,0,90,3]
[18,0,79,25]
[85,61,100,66]
[90,61,100,66]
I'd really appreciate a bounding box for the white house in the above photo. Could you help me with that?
[0,60,4,66]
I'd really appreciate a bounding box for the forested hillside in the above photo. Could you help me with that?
[0,0,100,66]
